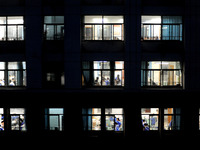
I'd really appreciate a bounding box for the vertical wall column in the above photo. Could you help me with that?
[125,0,141,90]
[185,0,200,91]
[25,0,43,89]
[64,0,81,89]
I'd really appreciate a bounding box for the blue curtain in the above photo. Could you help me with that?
[162,16,182,41]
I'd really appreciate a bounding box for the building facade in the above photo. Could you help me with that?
[0,0,200,146]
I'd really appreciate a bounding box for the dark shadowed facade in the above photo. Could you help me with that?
[0,0,200,148]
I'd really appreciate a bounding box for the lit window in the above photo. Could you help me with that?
[82,108,101,131]
[44,16,64,40]
[141,16,182,41]
[141,108,159,131]
[82,61,124,87]
[105,108,124,131]
[0,61,26,87]
[0,16,24,41]
[84,15,124,40]
[0,108,4,131]
[164,108,181,130]
[82,108,124,132]
[141,61,182,87]
[45,108,64,131]
[10,108,26,131]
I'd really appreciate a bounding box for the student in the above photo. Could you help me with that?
[143,123,150,131]
[115,118,121,131]
[0,116,4,131]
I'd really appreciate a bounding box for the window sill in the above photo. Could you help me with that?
[141,86,183,91]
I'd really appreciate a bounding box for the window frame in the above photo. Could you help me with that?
[82,108,124,133]
[163,108,181,131]
[141,61,183,88]
[43,16,64,40]
[82,61,125,88]
[0,16,24,41]
[0,61,26,87]
[141,15,183,41]
[45,108,64,131]
[141,108,160,131]
[83,15,124,41]
[10,108,26,131]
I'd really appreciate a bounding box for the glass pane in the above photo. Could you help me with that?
[164,108,174,114]
[142,16,161,24]
[0,26,6,41]
[8,26,17,40]
[113,25,122,40]
[162,25,169,40]
[0,71,5,86]
[94,71,101,86]
[8,62,24,69]
[114,71,122,86]
[115,115,123,131]
[10,108,25,114]
[60,115,64,131]
[7,16,23,24]
[162,16,182,24]
[20,114,26,131]
[44,16,64,24]
[56,25,64,40]
[102,71,110,86]
[82,61,90,69]
[18,25,24,40]
[162,61,181,69]
[92,116,101,130]
[0,62,5,69]
[49,116,59,130]
[148,61,162,69]
[84,16,102,23]
[0,17,6,24]
[82,116,87,131]
[164,115,173,130]
[82,71,90,86]
[0,108,3,114]
[103,25,112,40]
[84,25,94,40]
[115,61,124,69]
[0,114,4,131]
[94,61,103,69]
[141,108,159,114]
[11,115,19,130]
[142,25,161,40]
[8,71,18,86]
[49,108,64,114]
[46,25,54,40]
[106,116,114,130]
[164,115,181,130]
[103,16,123,23]
[87,108,101,115]
[150,116,158,130]
[105,108,123,114]
[94,25,102,40]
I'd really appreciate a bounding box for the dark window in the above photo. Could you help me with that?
[45,108,64,131]
[44,16,64,40]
